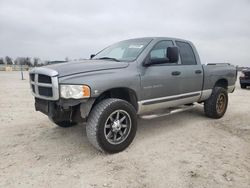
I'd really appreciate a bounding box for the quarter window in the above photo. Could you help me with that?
[176,41,196,65]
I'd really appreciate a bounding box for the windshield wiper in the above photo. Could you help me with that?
[97,57,120,62]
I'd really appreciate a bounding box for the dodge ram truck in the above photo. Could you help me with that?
[29,37,237,153]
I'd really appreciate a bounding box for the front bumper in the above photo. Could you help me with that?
[35,98,52,116]
[35,98,80,122]
[35,97,95,122]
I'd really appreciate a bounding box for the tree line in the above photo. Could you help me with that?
[0,56,74,66]
[0,56,47,66]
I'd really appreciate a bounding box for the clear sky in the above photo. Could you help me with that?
[0,0,250,66]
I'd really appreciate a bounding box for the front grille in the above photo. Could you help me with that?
[38,86,53,97]
[30,74,35,81]
[38,74,52,83]
[29,68,59,100]
[31,84,35,93]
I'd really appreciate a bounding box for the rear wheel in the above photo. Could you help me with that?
[86,98,137,153]
[204,87,228,119]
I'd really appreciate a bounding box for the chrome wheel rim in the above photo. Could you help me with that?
[104,110,131,145]
[216,93,226,114]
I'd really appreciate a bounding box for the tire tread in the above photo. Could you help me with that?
[86,98,134,152]
[204,87,228,119]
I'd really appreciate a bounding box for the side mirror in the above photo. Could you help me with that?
[143,46,179,67]
[143,56,169,67]
[90,54,95,59]
[167,47,179,63]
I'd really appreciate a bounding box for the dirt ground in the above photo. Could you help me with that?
[0,71,249,188]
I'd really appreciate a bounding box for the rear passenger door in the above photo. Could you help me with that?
[175,41,203,94]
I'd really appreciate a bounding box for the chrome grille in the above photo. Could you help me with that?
[38,86,53,97]
[38,74,52,83]
[29,68,59,100]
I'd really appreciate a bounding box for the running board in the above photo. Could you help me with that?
[139,104,195,120]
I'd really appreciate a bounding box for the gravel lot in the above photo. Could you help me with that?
[0,71,249,188]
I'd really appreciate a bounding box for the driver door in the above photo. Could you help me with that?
[140,40,181,101]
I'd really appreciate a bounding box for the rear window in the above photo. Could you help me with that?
[176,41,196,65]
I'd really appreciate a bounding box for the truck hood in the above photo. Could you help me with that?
[45,60,129,77]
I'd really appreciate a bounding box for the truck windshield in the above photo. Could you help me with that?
[93,39,151,62]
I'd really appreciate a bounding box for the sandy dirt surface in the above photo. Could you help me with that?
[0,71,249,188]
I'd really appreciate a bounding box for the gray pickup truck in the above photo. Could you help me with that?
[29,37,237,153]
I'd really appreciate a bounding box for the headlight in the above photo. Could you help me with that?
[60,85,90,99]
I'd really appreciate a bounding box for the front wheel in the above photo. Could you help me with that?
[204,87,228,119]
[86,98,137,153]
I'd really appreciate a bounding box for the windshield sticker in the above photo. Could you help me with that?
[128,45,144,49]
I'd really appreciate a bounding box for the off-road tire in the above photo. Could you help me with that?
[204,87,228,119]
[86,98,137,153]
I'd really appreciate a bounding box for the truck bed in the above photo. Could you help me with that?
[202,63,237,94]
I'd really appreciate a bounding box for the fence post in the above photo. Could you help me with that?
[20,64,24,80]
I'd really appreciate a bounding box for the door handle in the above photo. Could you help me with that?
[195,70,202,74]
[172,71,181,76]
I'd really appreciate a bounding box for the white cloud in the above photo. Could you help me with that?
[0,0,249,66]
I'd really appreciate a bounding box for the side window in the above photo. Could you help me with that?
[176,41,197,65]
[150,41,174,59]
